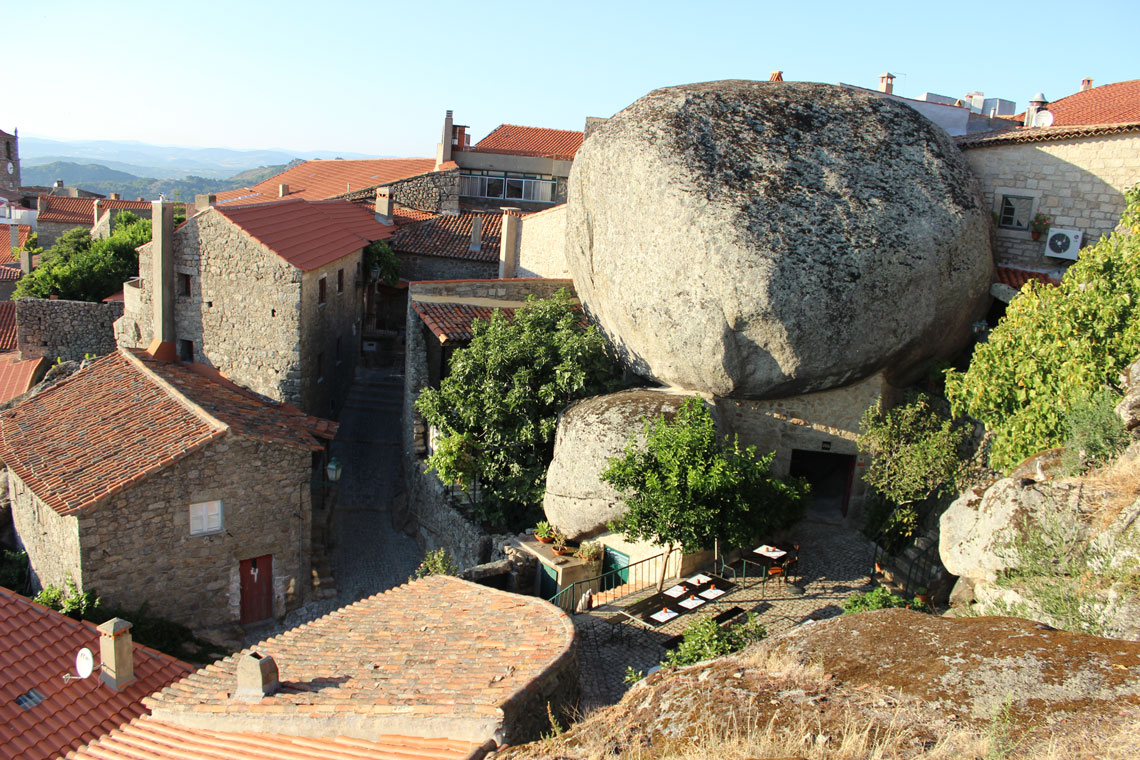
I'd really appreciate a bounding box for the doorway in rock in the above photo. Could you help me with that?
[789,449,856,519]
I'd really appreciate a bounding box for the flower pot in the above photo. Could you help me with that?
[1032,231,1041,240]
[916,593,930,606]
[553,546,570,556]
[536,535,553,544]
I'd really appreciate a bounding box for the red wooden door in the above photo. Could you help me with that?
[239,554,273,624]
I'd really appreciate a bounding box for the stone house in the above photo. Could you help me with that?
[0,586,190,760]
[34,195,152,248]
[116,198,386,417]
[67,576,578,759]
[437,110,583,212]
[0,348,336,630]
[0,301,48,403]
[957,78,1140,274]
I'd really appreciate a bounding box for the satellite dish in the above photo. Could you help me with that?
[75,648,94,679]
[1034,110,1054,128]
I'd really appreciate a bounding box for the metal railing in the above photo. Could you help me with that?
[548,550,668,612]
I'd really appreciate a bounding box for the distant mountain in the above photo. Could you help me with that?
[20,136,385,180]
[21,161,294,202]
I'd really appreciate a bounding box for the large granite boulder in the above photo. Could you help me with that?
[542,389,717,539]
[1116,357,1140,433]
[566,80,993,399]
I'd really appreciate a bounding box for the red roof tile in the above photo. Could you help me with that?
[391,210,502,262]
[957,121,1140,148]
[3,223,32,251]
[0,300,14,351]
[995,266,1061,290]
[0,350,333,516]
[0,264,20,281]
[412,301,514,345]
[37,197,150,226]
[145,576,575,724]
[66,717,490,760]
[214,199,386,271]
[0,586,191,760]
[1041,79,1140,126]
[470,124,583,161]
[0,355,45,404]
[214,158,438,206]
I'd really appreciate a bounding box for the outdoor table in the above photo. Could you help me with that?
[738,543,796,582]
[621,573,737,627]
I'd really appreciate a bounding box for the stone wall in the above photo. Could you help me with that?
[500,634,579,744]
[8,470,83,591]
[298,252,363,418]
[75,434,312,629]
[397,252,497,283]
[515,205,569,278]
[35,221,84,249]
[343,169,461,215]
[409,277,575,303]
[961,132,1140,268]
[16,297,124,362]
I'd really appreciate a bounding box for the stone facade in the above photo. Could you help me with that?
[15,297,124,362]
[515,205,569,278]
[35,221,86,249]
[396,252,497,283]
[9,435,311,629]
[116,209,361,416]
[343,169,460,215]
[961,132,1140,269]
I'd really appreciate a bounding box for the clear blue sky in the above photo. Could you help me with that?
[7,0,1138,157]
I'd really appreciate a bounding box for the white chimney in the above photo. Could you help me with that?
[435,110,454,169]
[374,187,394,225]
[278,183,289,198]
[97,618,135,691]
[498,207,521,279]
[1025,93,1049,127]
[469,216,483,252]
[234,652,279,701]
[92,198,102,226]
[878,72,895,95]
[1081,78,1093,92]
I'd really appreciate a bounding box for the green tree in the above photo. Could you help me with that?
[602,397,808,590]
[945,186,1140,471]
[364,240,399,287]
[858,393,968,506]
[13,214,151,302]
[415,289,618,529]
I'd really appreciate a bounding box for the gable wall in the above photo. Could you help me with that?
[8,470,83,592]
[298,250,363,417]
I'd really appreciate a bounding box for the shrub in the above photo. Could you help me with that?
[33,574,100,620]
[662,614,767,669]
[842,586,908,614]
[1061,387,1129,473]
[0,550,29,592]
[409,548,459,582]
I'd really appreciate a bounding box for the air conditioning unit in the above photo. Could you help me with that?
[1044,227,1082,261]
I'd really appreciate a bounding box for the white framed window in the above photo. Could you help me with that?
[998,194,1034,230]
[189,500,223,536]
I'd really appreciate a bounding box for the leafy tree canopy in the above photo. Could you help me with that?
[415,289,618,529]
[602,397,808,588]
[13,212,151,302]
[945,186,1140,471]
[364,240,399,287]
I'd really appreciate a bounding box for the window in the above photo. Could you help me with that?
[189,500,223,536]
[337,268,344,294]
[178,339,194,362]
[15,688,45,710]
[998,194,1034,230]
[459,171,555,203]
[178,273,192,296]
[318,276,327,305]
[317,351,325,382]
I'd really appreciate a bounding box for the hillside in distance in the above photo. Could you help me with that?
[22,161,297,202]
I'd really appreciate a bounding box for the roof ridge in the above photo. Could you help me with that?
[119,349,229,436]
[490,123,584,135]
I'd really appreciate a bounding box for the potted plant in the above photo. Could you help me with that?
[551,532,570,556]
[534,521,554,543]
[575,540,603,564]
[914,587,931,607]
[1030,212,1051,240]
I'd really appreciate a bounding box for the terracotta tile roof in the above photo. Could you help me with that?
[0,350,333,516]
[391,210,502,262]
[145,576,575,724]
[3,223,32,250]
[0,586,191,760]
[995,266,1061,290]
[412,301,514,345]
[0,264,20,281]
[1040,79,1140,126]
[392,205,439,224]
[214,158,438,206]
[470,124,583,161]
[66,717,490,760]
[37,196,150,225]
[0,300,14,350]
[0,354,46,404]
[214,199,385,271]
[957,120,1140,148]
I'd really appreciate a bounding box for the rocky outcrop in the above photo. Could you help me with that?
[566,80,993,399]
[1116,357,1140,433]
[542,389,715,539]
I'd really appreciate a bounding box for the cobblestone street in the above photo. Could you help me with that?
[573,516,876,712]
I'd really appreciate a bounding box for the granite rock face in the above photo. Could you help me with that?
[566,80,993,399]
[542,389,716,539]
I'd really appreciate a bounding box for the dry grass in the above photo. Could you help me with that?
[1079,453,1140,533]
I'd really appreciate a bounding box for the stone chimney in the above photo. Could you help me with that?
[498,207,521,279]
[147,200,178,361]
[36,196,47,213]
[1025,93,1049,127]
[110,193,121,200]
[278,183,289,198]
[374,187,394,225]
[468,215,484,252]
[194,194,216,211]
[19,243,32,275]
[93,198,102,226]
[878,72,895,95]
[234,652,279,702]
[1081,78,1093,92]
[436,110,455,169]
[97,618,135,691]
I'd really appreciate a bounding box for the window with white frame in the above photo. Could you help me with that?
[189,500,223,536]
[998,194,1034,231]
[459,171,555,203]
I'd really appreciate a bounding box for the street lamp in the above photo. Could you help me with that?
[326,456,343,483]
